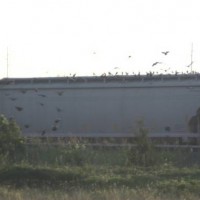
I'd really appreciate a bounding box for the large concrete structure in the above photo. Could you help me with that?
[0,74,200,136]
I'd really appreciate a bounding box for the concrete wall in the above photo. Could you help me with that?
[0,76,200,136]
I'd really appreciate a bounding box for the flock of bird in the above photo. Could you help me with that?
[152,51,169,67]
[65,50,195,78]
[4,89,65,135]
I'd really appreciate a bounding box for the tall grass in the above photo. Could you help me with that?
[20,143,128,167]
[2,138,200,168]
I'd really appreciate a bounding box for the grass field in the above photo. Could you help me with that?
[1,165,200,199]
[1,142,200,200]
[1,164,200,200]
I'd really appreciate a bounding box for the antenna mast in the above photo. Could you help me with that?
[6,47,9,78]
[190,43,193,73]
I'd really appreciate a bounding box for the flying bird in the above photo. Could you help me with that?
[57,91,64,96]
[161,51,169,55]
[56,107,62,112]
[41,129,46,135]
[186,61,193,68]
[15,106,23,111]
[10,97,17,101]
[38,94,46,98]
[52,126,57,131]
[24,124,30,128]
[152,62,162,67]
[9,117,14,121]
[39,103,44,106]
[54,119,61,123]
[128,55,132,58]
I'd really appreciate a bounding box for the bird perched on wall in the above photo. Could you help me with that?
[164,68,170,72]
[21,90,27,94]
[160,68,170,73]
[101,73,106,77]
[15,106,23,111]
[161,51,169,55]
[152,62,162,67]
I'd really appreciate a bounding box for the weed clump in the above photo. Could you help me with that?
[128,121,160,167]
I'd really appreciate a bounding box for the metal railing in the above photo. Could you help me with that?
[23,132,200,149]
[23,132,200,138]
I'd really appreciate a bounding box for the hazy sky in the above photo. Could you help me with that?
[0,0,200,78]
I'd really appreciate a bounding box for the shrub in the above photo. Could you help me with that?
[0,115,25,162]
[61,137,86,166]
[128,121,159,167]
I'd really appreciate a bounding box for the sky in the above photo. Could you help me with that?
[0,0,200,78]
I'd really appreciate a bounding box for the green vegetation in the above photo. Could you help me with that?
[0,165,200,199]
[0,115,24,162]
[128,120,158,166]
[1,115,200,199]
